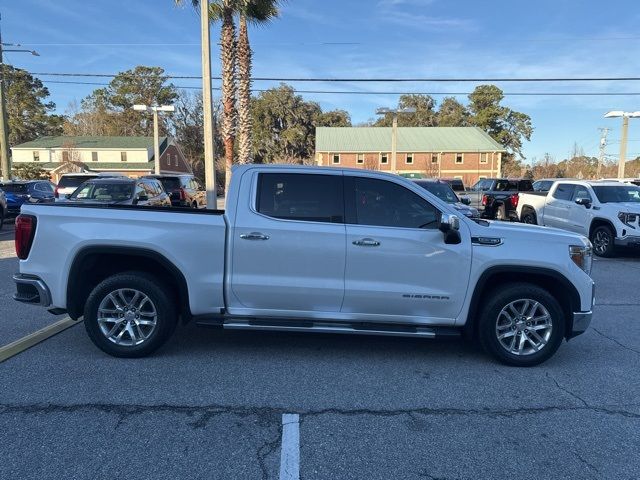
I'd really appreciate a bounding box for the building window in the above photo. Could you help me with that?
[175,154,178,166]
[62,151,69,162]
[431,154,438,164]
[480,153,488,164]
[455,153,463,164]
[357,153,364,164]
[332,154,340,164]
[406,153,414,164]
[33,151,40,162]
[91,151,98,162]
[121,152,127,162]
[380,153,388,164]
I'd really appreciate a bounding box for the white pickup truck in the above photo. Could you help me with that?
[517,180,640,257]
[13,165,595,366]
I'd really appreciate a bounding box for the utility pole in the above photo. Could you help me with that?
[200,0,218,208]
[133,104,174,175]
[0,15,10,181]
[597,127,609,178]
[0,14,40,181]
[375,107,416,174]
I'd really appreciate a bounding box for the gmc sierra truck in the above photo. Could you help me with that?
[14,165,595,366]
[517,180,640,257]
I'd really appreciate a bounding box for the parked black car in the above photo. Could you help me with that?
[412,179,480,218]
[142,174,206,208]
[0,180,56,216]
[66,177,171,207]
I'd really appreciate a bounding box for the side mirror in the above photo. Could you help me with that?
[575,198,591,208]
[134,194,149,204]
[461,197,471,205]
[438,213,462,244]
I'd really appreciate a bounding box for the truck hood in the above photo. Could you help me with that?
[605,202,640,213]
[468,219,589,244]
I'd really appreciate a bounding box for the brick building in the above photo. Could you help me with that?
[315,127,506,186]
[11,136,192,182]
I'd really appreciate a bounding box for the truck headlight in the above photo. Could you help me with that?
[618,212,637,229]
[570,245,593,275]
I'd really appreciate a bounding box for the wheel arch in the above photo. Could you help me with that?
[66,246,191,322]
[464,266,580,341]
[589,217,616,238]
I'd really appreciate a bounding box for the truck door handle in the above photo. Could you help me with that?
[353,238,380,247]
[240,232,269,241]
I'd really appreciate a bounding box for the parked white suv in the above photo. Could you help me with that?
[518,180,640,257]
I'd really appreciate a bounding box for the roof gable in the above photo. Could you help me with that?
[315,127,505,152]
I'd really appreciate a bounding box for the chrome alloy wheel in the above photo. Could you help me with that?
[97,289,158,346]
[592,230,611,256]
[495,299,552,356]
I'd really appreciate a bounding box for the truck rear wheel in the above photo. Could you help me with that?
[478,283,565,367]
[83,271,177,358]
[521,208,537,224]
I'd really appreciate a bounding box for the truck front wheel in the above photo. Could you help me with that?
[83,271,178,358]
[591,225,615,257]
[478,283,565,367]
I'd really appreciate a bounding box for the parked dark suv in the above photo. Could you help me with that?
[0,187,7,229]
[66,177,171,207]
[143,174,206,208]
[0,180,56,216]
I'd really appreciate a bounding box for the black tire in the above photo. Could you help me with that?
[495,205,507,221]
[192,201,198,209]
[83,271,178,358]
[0,209,4,230]
[590,225,615,258]
[521,208,537,225]
[478,283,565,367]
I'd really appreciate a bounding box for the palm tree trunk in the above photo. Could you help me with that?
[237,14,253,164]
[220,1,236,193]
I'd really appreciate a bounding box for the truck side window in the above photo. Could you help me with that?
[349,177,439,229]
[257,173,344,223]
[573,186,592,202]
[552,183,576,201]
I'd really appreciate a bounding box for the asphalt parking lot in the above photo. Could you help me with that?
[1,222,639,480]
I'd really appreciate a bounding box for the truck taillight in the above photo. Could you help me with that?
[179,188,187,201]
[510,193,519,208]
[15,215,37,260]
[482,194,488,206]
[54,186,59,198]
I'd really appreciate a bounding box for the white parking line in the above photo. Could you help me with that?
[279,413,300,480]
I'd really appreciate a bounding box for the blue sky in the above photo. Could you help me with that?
[3,0,640,163]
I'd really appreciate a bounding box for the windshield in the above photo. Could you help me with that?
[70,182,134,202]
[592,186,640,204]
[157,178,181,191]
[415,181,459,203]
[0,183,29,193]
[58,176,98,189]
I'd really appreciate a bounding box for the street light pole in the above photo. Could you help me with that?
[200,0,217,208]
[133,104,174,175]
[618,116,629,180]
[152,108,160,175]
[604,110,640,179]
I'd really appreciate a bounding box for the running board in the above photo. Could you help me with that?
[196,317,460,339]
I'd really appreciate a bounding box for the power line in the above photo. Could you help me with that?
[41,79,640,96]
[30,71,640,83]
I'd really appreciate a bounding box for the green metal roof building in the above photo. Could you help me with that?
[315,127,506,186]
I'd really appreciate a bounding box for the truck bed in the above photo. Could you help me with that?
[19,203,228,316]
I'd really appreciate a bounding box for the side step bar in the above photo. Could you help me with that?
[195,317,460,339]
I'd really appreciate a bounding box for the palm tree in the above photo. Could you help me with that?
[236,0,279,164]
[175,0,236,192]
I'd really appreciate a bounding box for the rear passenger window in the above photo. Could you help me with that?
[552,184,576,201]
[349,177,439,229]
[257,173,344,223]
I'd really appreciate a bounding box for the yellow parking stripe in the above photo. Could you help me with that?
[0,317,82,363]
